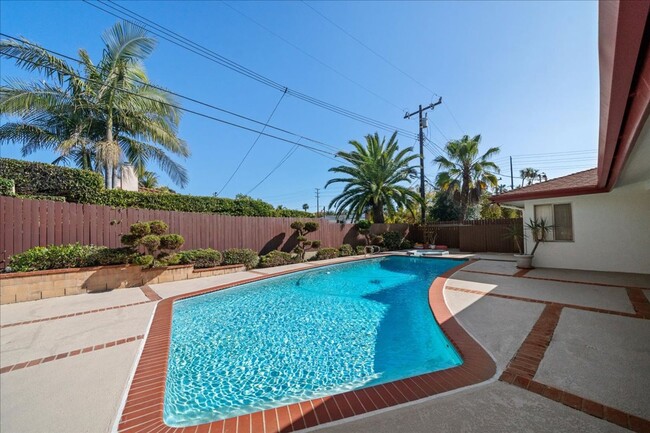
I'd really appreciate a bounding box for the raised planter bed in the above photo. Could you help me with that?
[0,263,246,304]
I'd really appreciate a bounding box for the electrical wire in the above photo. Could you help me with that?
[0,51,338,160]
[82,0,419,140]
[0,32,342,154]
[217,90,287,196]
[222,1,406,113]
[246,140,300,195]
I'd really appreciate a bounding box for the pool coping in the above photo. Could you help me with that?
[116,255,496,433]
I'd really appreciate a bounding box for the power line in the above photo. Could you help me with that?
[301,1,435,96]
[222,1,406,113]
[0,51,338,160]
[246,139,300,195]
[0,32,342,154]
[217,90,287,196]
[443,101,465,134]
[82,0,418,140]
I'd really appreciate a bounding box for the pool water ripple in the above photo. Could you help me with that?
[164,256,464,426]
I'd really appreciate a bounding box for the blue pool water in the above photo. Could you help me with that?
[163,256,464,426]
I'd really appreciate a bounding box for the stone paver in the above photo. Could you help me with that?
[0,342,141,433]
[535,308,650,419]
[0,303,154,367]
[0,287,149,325]
[462,259,520,276]
[444,290,545,370]
[450,271,635,313]
[526,268,650,288]
[315,382,628,433]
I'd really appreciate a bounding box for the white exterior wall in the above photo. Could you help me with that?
[522,181,650,274]
[118,165,139,192]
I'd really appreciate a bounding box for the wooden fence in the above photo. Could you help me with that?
[0,196,410,268]
[0,196,520,267]
[411,218,522,253]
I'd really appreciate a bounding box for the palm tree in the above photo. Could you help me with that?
[138,170,159,189]
[0,22,190,188]
[433,134,500,221]
[302,203,309,212]
[519,167,539,186]
[325,131,421,223]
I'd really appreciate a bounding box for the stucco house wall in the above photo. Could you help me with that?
[522,180,650,274]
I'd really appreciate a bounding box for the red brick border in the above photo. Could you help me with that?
[496,292,650,432]
[140,285,163,302]
[116,257,496,433]
[0,335,144,374]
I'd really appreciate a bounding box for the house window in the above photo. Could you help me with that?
[533,203,573,241]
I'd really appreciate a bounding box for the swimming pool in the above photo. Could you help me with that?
[163,256,465,427]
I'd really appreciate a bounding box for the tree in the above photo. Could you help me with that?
[302,203,309,212]
[0,22,190,188]
[326,132,421,223]
[433,134,500,221]
[138,170,159,189]
[519,167,539,186]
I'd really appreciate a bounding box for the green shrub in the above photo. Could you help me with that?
[222,248,259,269]
[0,178,15,196]
[0,158,103,203]
[8,244,102,272]
[356,245,367,255]
[156,253,181,267]
[400,239,414,249]
[139,234,161,253]
[17,195,66,202]
[291,220,320,261]
[304,222,319,232]
[356,219,372,230]
[132,254,154,267]
[129,222,151,237]
[315,248,339,260]
[159,234,184,250]
[339,244,353,257]
[259,250,295,268]
[382,231,403,250]
[178,249,223,268]
[149,220,168,235]
[90,247,138,266]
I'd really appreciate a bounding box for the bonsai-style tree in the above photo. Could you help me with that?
[291,221,321,261]
[121,220,184,267]
[356,219,372,246]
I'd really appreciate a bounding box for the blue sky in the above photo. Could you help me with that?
[0,1,599,211]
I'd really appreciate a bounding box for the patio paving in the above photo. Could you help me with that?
[0,256,648,433]
[535,308,650,419]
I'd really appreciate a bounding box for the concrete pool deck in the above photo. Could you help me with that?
[1,254,648,433]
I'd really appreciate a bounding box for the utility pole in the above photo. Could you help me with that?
[404,97,442,224]
[509,156,514,190]
[315,188,320,218]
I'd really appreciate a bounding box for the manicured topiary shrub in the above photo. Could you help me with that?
[132,254,154,267]
[400,239,414,249]
[120,220,184,267]
[338,244,353,257]
[178,249,223,268]
[91,247,139,266]
[291,221,321,261]
[222,248,259,269]
[356,245,367,255]
[314,248,339,261]
[259,250,296,268]
[0,178,15,196]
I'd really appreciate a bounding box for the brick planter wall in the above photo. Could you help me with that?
[0,263,246,304]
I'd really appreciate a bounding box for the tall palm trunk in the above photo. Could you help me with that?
[459,168,471,221]
[372,203,385,223]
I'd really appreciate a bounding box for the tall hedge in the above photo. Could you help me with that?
[0,158,312,217]
[0,158,103,203]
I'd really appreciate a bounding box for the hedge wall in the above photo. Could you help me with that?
[0,158,103,203]
[0,158,312,217]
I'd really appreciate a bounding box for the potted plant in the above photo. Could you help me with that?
[513,218,551,269]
